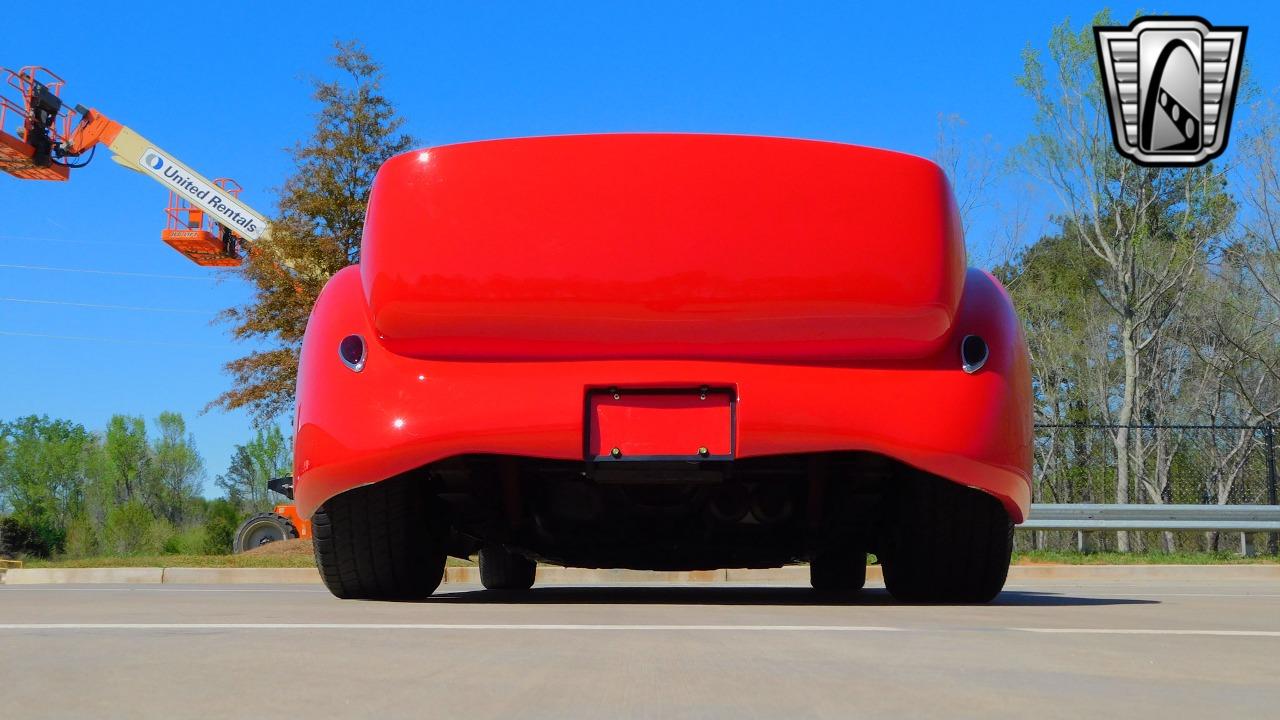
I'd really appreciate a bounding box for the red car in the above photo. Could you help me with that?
[293,134,1032,602]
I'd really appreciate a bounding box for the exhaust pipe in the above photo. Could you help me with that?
[708,483,749,523]
[961,335,989,374]
[750,483,793,524]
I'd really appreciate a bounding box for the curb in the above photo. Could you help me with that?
[3,567,165,584]
[4,563,1278,585]
[160,568,322,584]
[1,567,321,585]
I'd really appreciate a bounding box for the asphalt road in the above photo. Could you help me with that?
[2,578,1278,719]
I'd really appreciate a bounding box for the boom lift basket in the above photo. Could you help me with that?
[162,178,245,266]
[0,66,72,180]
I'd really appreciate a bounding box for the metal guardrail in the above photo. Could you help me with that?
[1023,504,1280,532]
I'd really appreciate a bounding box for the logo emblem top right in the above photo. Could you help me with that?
[1095,16,1247,167]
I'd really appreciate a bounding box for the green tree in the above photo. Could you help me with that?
[211,40,415,423]
[0,416,96,554]
[92,415,149,516]
[216,425,292,512]
[143,412,204,525]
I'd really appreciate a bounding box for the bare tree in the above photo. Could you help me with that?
[1232,98,1280,421]
[1015,13,1236,549]
[934,114,999,231]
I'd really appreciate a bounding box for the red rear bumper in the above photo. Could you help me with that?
[294,266,1032,522]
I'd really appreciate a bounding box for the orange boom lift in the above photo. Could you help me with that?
[1,65,271,267]
[2,65,309,549]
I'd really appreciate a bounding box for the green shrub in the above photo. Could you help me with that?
[163,524,207,555]
[63,515,100,558]
[102,501,166,556]
[0,515,62,559]
[201,499,243,555]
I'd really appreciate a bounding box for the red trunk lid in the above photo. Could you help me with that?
[360,134,965,362]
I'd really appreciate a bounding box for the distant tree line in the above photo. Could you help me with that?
[0,414,290,559]
[957,13,1280,551]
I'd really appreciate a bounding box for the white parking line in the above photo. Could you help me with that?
[1003,588,1280,598]
[1014,627,1280,638]
[0,623,1277,637]
[0,623,905,632]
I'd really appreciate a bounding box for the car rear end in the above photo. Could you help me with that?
[295,134,1032,602]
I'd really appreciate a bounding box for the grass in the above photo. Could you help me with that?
[1013,550,1279,565]
[21,546,1276,568]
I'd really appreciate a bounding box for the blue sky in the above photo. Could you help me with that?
[1,1,1275,493]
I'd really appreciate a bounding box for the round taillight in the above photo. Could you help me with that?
[961,335,989,374]
[339,334,366,372]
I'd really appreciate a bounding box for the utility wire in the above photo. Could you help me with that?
[0,297,214,315]
[0,234,153,248]
[0,263,215,281]
[0,330,228,351]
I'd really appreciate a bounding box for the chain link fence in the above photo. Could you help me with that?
[1023,424,1279,553]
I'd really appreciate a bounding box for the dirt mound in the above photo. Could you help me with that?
[241,537,314,559]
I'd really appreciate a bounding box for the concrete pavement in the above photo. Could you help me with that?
[1,578,1278,719]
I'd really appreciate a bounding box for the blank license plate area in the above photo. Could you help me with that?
[587,389,734,461]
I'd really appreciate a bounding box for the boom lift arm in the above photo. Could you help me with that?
[65,106,273,266]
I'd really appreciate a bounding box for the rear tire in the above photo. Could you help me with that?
[809,548,867,592]
[232,512,299,554]
[312,477,447,600]
[479,546,537,591]
[879,472,1013,603]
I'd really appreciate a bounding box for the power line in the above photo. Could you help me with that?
[0,233,153,248]
[0,263,215,281]
[0,330,228,351]
[5,296,218,315]
[0,297,215,315]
